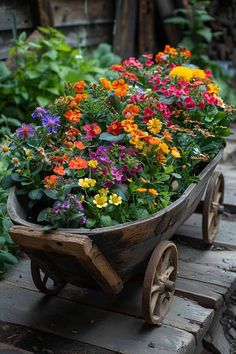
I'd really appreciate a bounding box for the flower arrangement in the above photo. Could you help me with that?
[1,45,234,230]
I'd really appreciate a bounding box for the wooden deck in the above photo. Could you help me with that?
[0,131,236,354]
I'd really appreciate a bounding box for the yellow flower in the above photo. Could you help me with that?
[171,147,181,158]
[148,188,158,196]
[24,149,33,159]
[137,188,147,193]
[147,118,162,134]
[208,84,220,95]
[159,142,170,154]
[140,177,150,183]
[169,66,193,82]
[88,159,98,168]
[78,178,96,188]
[93,194,108,208]
[98,188,109,196]
[129,137,144,150]
[1,145,9,153]
[109,193,122,205]
[191,68,206,79]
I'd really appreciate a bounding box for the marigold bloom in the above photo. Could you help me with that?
[112,79,129,97]
[148,189,158,196]
[43,175,58,189]
[144,136,161,145]
[64,109,82,123]
[121,120,138,133]
[208,84,220,95]
[100,77,113,90]
[88,159,98,168]
[137,188,147,192]
[171,147,181,158]
[68,157,88,169]
[156,151,167,164]
[78,178,96,188]
[74,141,86,150]
[191,68,206,79]
[159,142,170,154]
[93,194,108,208]
[170,66,193,82]
[74,93,88,103]
[129,137,144,149]
[53,165,66,176]
[110,64,125,72]
[147,118,162,134]
[73,81,86,93]
[163,130,173,142]
[107,120,123,135]
[122,104,139,117]
[109,193,122,205]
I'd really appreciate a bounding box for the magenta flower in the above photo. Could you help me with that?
[83,123,101,139]
[16,124,36,139]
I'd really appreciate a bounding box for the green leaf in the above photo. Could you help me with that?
[171,173,182,179]
[0,237,6,245]
[100,215,117,227]
[131,208,149,220]
[28,189,43,200]
[164,165,174,174]
[86,218,96,228]
[165,17,189,25]
[36,96,50,106]
[99,133,125,142]
[0,61,11,80]
[37,209,48,222]
[0,250,18,265]
[44,189,59,200]
[113,183,129,201]
[159,96,175,104]
[1,175,14,189]
[0,262,7,275]
[197,29,212,42]
[43,49,57,60]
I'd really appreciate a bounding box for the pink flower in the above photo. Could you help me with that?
[184,97,196,109]
[142,107,155,123]
[145,60,155,67]
[123,57,143,68]
[142,53,153,59]
[156,103,172,119]
[83,123,101,139]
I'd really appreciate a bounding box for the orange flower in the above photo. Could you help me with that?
[73,81,86,93]
[122,104,139,118]
[68,157,88,169]
[144,136,161,145]
[65,126,81,140]
[159,142,170,154]
[43,175,58,189]
[74,141,86,150]
[148,189,158,196]
[137,188,147,193]
[53,166,66,176]
[121,120,138,133]
[155,52,164,62]
[112,79,129,97]
[70,100,78,108]
[123,72,139,81]
[171,147,181,158]
[163,130,173,142]
[64,109,82,123]
[100,77,113,90]
[183,49,191,58]
[74,93,88,103]
[63,140,74,150]
[156,151,167,164]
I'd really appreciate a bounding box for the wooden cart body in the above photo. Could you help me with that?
[8,151,223,296]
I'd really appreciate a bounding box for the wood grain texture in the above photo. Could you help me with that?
[9,226,123,294]
[0,282,195,354]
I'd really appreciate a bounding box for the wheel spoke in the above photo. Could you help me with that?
[161,248,171,273]
[163,265,174,279]
[151,291,160,314]
[151,284,162,294]
[42,274,48,286]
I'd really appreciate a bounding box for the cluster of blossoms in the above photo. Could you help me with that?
[1,45,234,229]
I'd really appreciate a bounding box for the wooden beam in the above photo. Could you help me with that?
[29,0,54,27]
[9,225,123,294]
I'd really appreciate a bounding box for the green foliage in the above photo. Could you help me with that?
[166,0,236,106]
[0,27,121,127]
[0,157,18,276]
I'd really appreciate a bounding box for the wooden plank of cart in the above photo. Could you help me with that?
[7,150,224,325]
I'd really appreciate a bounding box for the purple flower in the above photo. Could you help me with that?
[61,200,70,209]
[42,114,60,133]
[110,167,123,182]
[16,124,36,139]
[31,107,48,119]
[81,216,87,224]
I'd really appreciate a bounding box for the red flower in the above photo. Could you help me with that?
[107,121,123,135]
[68,157,88,169]
[83,123,101,139]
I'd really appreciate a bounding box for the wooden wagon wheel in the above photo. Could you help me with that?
[202,171,224,245]
[31,261,66,295]
[142,241,178,325]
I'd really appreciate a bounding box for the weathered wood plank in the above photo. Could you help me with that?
[0,282,195,354]
[175,278,223,310]
[0,342,32,354]
[2,258,213,345]
[50,0,115,27]
[0,0,33,31]
[175,214,236,249]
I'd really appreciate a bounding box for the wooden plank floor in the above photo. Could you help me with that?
[0,130,235,354]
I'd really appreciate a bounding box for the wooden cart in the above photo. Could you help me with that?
[7,151,224,325]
